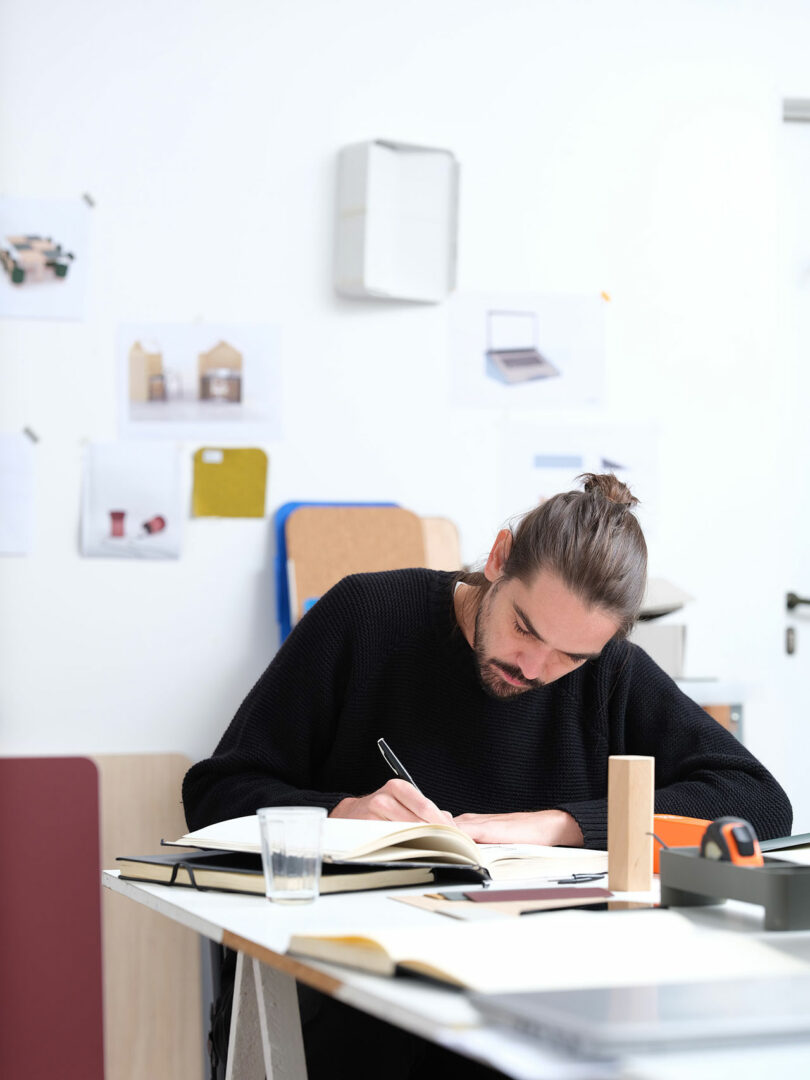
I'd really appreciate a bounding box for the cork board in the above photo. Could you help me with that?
[286,505,426,625]
[421,516,461,571]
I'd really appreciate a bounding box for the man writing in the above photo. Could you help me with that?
[184,474,791,1077]
[184,474,790,845]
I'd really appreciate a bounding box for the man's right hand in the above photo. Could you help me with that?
[330,779,453,824]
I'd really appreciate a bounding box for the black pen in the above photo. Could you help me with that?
[553,872,607,884]
[377,737,423,795]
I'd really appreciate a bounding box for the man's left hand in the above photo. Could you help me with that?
[453,809,583,846]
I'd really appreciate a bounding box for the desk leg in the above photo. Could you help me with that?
[253,957,308,1080]
[225,952,264,1080]
[225,951,308,1080]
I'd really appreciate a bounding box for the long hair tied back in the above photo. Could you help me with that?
[503,472,647,635]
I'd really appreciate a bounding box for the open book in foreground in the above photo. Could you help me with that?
[170,815,607,882]
[287,909,806,993]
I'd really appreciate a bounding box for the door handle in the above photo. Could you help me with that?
[786,592,810,611]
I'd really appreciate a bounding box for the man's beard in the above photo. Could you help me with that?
[472,589,543,699]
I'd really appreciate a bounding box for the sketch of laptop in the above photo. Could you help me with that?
[485,310,560,385]
[470,975,810,1058]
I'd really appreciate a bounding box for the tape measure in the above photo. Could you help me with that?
[700,817,764,866]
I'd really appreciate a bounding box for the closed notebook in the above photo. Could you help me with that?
[170,815,608,882]
[116,848,486,895]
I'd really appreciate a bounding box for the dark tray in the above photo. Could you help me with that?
[659,846,810,931]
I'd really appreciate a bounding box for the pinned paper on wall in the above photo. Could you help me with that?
[192,447,268,518]
[0,433,35,555]
[118,322,281,441]
[0,196,91,321]
[497,421,659,542]
[449,291,607,410]
[81,442,182,558]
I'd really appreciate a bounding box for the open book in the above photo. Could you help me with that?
[287,910,806,992]
[170,815,607,882]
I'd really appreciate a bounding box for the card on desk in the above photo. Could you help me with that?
[461,887,612,904]
[395,886,615,920]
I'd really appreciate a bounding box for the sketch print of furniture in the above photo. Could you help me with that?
[1,234,74,284]
[198,340,243,402]
[129,340,168,403]
[485,309,560,384]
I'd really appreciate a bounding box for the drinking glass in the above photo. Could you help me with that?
[256,806,326,904]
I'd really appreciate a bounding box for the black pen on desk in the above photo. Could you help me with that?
[377,737,423,795]
[553,872,607,884]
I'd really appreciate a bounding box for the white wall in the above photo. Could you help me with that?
[2,1,809,820]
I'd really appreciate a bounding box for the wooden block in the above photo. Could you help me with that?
[608,755,654,891]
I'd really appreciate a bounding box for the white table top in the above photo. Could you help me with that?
[103,871,810,1080]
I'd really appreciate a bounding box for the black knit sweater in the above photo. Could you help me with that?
[183,569,792,847]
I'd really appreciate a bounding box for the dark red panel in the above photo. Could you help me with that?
[0,757,105,1080]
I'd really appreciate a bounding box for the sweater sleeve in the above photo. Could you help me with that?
[555,644,793,849]
[182,578,358,830]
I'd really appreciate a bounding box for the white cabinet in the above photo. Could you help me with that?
[335,140,459,303]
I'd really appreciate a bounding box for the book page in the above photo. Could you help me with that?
[343,844,479,865]
[322,819,478,861]
[479,843,608,880]
[174,815,264,852]
[478,843,607,863]
[175,815,480,862]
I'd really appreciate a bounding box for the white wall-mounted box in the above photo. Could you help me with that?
[335,139,459,303]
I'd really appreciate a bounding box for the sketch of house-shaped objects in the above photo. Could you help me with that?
[198,340,243,402]
[129,341,165,403]
[1,235,75,285]
[485,310,560,385]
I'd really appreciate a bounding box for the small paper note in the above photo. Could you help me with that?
[0,433,35,555]
[192,447,268,518]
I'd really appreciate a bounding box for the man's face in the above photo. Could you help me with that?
[472,568,620,699]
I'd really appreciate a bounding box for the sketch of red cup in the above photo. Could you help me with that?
[142,515,166,534]
[109,510,125,537]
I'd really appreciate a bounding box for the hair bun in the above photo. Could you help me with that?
[579,472,639,508]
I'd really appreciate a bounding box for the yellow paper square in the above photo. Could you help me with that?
[192,448,268,518]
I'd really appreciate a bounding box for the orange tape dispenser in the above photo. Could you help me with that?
[699,816,764,867]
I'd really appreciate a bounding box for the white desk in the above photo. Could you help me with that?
[102,872,810,1080]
